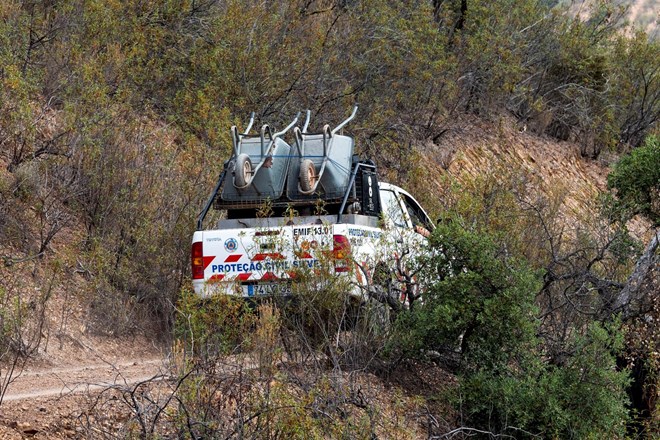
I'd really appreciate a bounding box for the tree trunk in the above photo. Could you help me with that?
[608,229,659,434]
[606,229,659,321]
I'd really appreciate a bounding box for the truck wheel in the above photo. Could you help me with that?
[299,159,317,192]
[234,154,252,187]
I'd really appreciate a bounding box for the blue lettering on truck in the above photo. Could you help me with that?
[211,259,321,273]
[212,262,263,273]
[348,228,382,239]
[293,260,321,268]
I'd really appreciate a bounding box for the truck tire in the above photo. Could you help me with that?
[234,154,252,187]
[299,159,317,193]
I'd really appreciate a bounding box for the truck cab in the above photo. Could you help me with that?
[379,182,433,237]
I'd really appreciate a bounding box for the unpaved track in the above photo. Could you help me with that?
[2,358,165,402]
[0,358,166,439]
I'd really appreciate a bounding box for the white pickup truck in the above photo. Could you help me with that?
[192,108,433,301]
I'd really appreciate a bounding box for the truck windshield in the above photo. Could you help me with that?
[402,194,433,231]
[380,189,407,228]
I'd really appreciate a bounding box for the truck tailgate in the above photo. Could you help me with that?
[193,224,336,297]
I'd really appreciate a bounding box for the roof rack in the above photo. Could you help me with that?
[197,106,367,230]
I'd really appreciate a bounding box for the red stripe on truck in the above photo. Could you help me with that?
[203,256,216,269]
[237,273,252,281]
[252,253,285,261]
[225,254,242,263]
[260,272,278,281]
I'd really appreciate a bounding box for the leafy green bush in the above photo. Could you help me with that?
[389,219,630,437]
[391,219,541,371]
[607,136,660,225]
[458,321,629,439]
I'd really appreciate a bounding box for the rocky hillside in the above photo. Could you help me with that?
[576,0,658,32]
[627,0,659,35]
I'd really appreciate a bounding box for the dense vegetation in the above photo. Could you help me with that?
[1,0,658,437]
[608,135,660,225]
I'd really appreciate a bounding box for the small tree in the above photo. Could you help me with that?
[607,136,660,226]
[395,219,540,372]
[389,218,630,438]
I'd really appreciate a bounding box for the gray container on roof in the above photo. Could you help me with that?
[286,133,354,201]
[220,137,292,202]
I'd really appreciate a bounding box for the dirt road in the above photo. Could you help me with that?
[2,358,164,402]
[0,358,165,439]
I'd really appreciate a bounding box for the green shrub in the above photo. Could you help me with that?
[389,220,630,437]
[607,136,660,225]
[391,219,541,371]
[458,321,629,439]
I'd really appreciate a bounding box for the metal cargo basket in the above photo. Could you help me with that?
[221,113,299,203]
[286,106,357,202]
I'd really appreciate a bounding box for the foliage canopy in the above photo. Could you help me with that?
[608,136,660,225]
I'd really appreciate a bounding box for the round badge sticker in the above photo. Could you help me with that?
[224,238,238,253]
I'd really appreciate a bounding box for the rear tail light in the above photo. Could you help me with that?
[191,242,204,279]
[333,234,351,273]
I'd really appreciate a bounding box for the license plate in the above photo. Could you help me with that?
[245,283,292,297]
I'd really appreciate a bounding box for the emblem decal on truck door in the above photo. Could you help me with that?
[224,238,238,252]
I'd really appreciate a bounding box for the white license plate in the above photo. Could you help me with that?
[245,283,292,297]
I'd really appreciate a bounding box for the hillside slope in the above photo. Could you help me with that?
[411,115,652,240]
[3,115,653,437]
